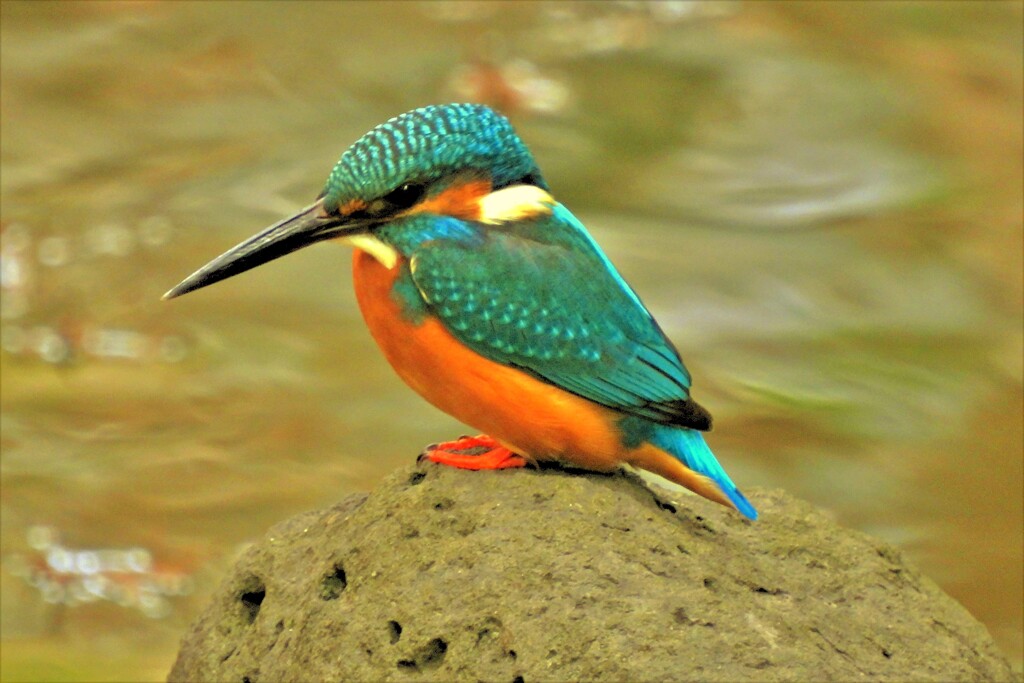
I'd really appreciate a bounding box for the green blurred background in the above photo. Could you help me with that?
[1,1,1021,680]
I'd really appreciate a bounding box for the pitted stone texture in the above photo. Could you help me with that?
[169,464,1017,683]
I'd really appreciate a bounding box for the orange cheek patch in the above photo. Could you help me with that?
[405,180,491,221]
[339,198,368,215]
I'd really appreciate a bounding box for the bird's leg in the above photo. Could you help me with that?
[419,434,528,470]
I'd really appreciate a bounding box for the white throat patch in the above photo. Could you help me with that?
[477,185,555,225]
[345,234,399,269]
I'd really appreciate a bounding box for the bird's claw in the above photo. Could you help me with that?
[417,443,440,462]
[419,434,528,471]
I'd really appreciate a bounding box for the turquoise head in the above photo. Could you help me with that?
[321,103,547,213]
[164,104,549,299]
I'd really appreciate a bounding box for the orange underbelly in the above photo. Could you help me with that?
[350,249,624,467]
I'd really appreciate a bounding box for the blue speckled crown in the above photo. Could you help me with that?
[322,104,546,209]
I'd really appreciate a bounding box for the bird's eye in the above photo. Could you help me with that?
[381,183,425,211]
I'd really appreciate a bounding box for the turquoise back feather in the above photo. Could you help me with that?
[378,205,710,428]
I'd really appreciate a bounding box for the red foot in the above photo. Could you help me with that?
[420,434,527,471]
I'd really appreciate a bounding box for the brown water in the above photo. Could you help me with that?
[1,2,1021,679]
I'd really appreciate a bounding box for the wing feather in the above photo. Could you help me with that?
[408,205,712,430]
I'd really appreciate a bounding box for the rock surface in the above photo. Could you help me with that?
[170,463,1017,682]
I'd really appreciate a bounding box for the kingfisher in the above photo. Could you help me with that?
[164,103,757,520]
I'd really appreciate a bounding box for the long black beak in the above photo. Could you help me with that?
[163,200,368,300]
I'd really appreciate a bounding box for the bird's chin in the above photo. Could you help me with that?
[343,234,400,270]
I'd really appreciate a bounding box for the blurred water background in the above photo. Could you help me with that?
[1,1,1021,680]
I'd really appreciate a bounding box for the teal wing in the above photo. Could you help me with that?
[408,205,712,430]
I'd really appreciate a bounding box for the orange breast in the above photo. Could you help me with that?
[350,248,625,468]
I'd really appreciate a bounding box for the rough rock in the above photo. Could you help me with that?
[169,463,1017,682]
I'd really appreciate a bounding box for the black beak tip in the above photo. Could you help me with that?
[161,279,194,301]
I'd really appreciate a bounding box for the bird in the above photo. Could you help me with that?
[164,103,757,520]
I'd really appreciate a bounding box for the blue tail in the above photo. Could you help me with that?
[650,426,758,520]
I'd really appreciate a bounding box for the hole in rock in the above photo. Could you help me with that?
[238,578,265,625]
[388,620,403,644]
[321,563,347,600]
[421,638,448,668]
[396,637,449,671]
